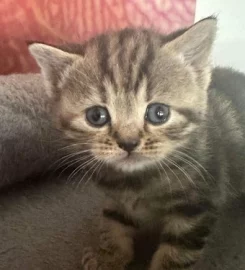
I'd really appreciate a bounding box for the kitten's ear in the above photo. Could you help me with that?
[29,43,80,97]
[163,17,217,67]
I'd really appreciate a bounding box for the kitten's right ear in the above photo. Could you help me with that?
[29,43,80,97]
[161,17,217,90]
[163,17,217,67]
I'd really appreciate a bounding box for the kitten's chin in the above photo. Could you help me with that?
[107,153,153,174]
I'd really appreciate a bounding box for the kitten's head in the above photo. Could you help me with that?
[29,17,217,174]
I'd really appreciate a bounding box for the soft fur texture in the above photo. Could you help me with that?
[0,175,245,270]
[0,74,63,188]
[24,17,245,270]
[0,68,245,269]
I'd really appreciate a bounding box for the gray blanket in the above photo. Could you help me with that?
[0,176,245,270]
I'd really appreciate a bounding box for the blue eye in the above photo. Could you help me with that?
[86,106,110,127]
[145,103,170,125]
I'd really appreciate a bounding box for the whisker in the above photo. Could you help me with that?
[171,152,209,186]
[155,160,172,196]
[49,149,91,170]
[57,154,93,177]
[160,159,188,202]
[68,156,97,184]
[82,159,104,189]
[174,149,215,183]
[164,157,197,189]
[75,158,101,189]
[57,142,94,152]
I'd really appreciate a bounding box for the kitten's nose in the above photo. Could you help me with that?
[117,139,139,153]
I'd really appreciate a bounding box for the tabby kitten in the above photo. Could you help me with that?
[29,17,245,270]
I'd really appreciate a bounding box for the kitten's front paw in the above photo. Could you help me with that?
[81,246,125,270]
[81,247,99,270]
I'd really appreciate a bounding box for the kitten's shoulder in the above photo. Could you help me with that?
[210,67,245,116]
[210,67,245,96]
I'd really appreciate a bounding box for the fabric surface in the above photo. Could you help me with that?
[0,0,196,74]
[0,175,245,270]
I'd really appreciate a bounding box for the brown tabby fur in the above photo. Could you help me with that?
[29,17,245,270]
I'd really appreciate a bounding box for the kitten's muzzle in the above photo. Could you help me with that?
[117,139,140,153]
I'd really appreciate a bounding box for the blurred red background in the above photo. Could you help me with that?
[0,0,196,74]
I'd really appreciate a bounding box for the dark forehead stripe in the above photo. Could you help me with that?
[97,34,110,77]
[92,29,160,101]
[127,35,147,92]
[117,28,134,69]
[114,29,143,93]
[135,32,155,98]
[101,29,156,97]
[96,34,112,103]
[112,29,133,92]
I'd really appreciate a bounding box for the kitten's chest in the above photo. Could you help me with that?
[109,187,166,225]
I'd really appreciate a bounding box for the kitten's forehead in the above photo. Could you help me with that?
[103,75,148,125]
[63,27,206,112]
[81,29,160,98]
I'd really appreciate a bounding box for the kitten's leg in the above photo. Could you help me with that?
[149,201,216,270]
[82,203,136,270]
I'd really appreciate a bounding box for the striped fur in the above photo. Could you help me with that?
[29,17,245,270]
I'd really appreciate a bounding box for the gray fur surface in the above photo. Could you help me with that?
[0,74,62,187]
[0,175,244,270]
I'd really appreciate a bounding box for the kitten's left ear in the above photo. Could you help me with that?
[163,16,217,67]
[29,43,80,97]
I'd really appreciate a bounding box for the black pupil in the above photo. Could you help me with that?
[92,109,103,122]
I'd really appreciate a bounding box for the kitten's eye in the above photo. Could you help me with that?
[145,103,170,125]
[86,106,110,127]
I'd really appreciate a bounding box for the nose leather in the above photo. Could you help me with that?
[117,140,139,153]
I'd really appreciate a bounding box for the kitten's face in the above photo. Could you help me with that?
[53,36,208,173]
[30,19,216,174]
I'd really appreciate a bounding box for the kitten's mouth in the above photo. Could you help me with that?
[121,151,144,161]
[111,152,152,173]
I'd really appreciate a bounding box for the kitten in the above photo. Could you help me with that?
[29,17,245,270]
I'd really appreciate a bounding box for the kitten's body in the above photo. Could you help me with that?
[97,66,245,231]
[1,17,245,270]
[28,19,245,270]
[94,67,245,269]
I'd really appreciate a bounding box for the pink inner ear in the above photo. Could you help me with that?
[0,0,196,75]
